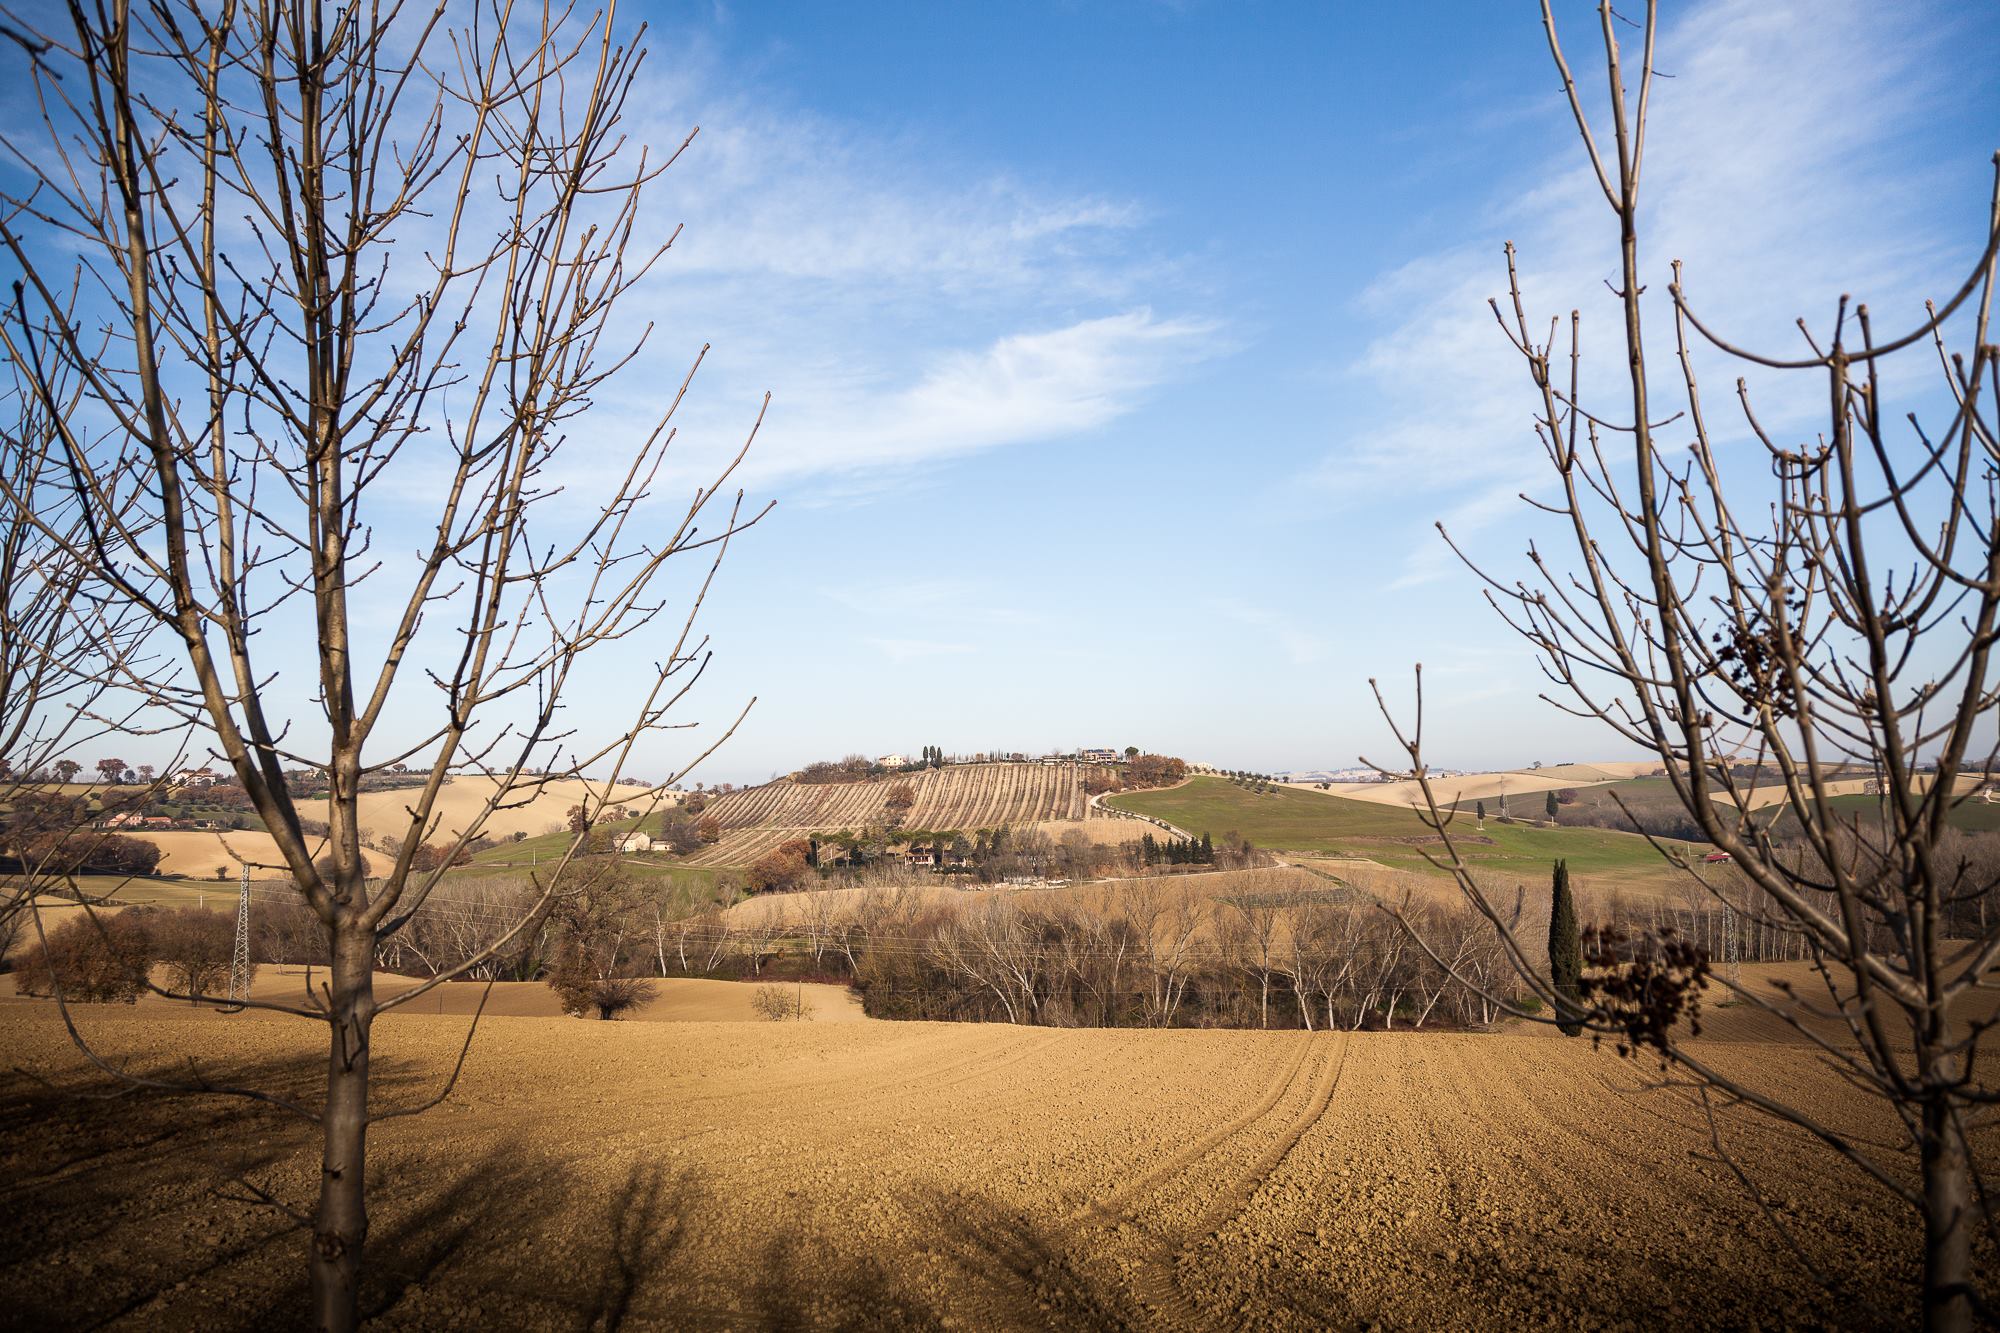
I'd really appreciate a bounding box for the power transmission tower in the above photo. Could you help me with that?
[228,863,252,1005]
[1722,903,1741,985]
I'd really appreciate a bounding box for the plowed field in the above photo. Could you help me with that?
[0,998,1944,1329]
[684,763,1091,866]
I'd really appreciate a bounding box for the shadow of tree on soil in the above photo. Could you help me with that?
[0,1051,710,1331]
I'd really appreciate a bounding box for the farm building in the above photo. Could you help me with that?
[101,812,173,829]
[877,754,908,769]
[617,832,654,854]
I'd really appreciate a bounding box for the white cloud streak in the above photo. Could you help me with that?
[1317,0,1968,582]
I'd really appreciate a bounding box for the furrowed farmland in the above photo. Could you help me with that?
[0,994,1954,1329]
[7,0,1998,1327]
[683,762,1092,867]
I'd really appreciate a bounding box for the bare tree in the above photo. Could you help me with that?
[0,3,765,1326]
[0,348,159,930]
[1372,4,2000,1326]
[1223,896,1281,1029]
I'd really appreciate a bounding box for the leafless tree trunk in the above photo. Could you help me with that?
[1368,5,1999,1326]
[1224,898,1281,1029]
[0,4,765,1327]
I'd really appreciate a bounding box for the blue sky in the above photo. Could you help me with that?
[592,0,1994,784]
[10,0,1993,787]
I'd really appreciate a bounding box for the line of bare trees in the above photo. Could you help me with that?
[806,877,1517,1031]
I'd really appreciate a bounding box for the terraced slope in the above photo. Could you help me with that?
[685,762,1088,866]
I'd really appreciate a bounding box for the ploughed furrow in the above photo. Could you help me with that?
[942,768,968,828]
[975,763,1003,826]
[999,762,1026,825]
[683,826,778,867]
[705,785,757,829]
[673,764,1089,863]
[3,1011,1930,1331]
[905,767,948,828]
[1070,1036,1318,1229]
[947,765,982,828]
[968,763,997,828]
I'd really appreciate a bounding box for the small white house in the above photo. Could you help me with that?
[617,831,654,854]
[878,753,909,769]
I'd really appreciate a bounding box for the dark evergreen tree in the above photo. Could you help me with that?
[1548,858,1583,1036]
[1545,789,1559,823]
[1200,831,1213,863]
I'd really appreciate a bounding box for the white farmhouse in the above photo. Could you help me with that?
[617,831,654,854]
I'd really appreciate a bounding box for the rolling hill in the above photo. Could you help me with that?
[684,762,1092,866]
[1108,775,1706,897]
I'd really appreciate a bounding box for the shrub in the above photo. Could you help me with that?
[547,963,655,1021]
[658,816,703,854]
[154,907,241,1001]
[408,841,472,871]
[14,910,157,1002]
[20,829,163,876]
[1124,754,1187,789]
[752,983,813,1021]
[747,845,810,895]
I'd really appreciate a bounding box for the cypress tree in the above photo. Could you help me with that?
[1200,831,1213,863]
[1545,789,1559,824]
[1548,858,1583,1036]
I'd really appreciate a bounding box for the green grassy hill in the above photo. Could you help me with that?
[1107,776,1698,895]
[1771,790,2000,835]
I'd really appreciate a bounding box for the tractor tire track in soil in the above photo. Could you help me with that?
[1067,1035,1350,1330]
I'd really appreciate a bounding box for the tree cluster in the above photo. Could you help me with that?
[14,906,251,1003]
[849,883,1513,1031]
[796,755,885,785]
[1123,754,1188,789]
[1136,831,1216,866]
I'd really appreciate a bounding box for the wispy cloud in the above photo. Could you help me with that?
[731,310,1218,486]
[1315,0,1963,581]
[866,637,975,662]
[1210,601,1331,666]
[570,54,1218,499]
[823,579,1038,627]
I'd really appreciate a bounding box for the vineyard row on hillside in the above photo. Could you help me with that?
[703,763,1086,838]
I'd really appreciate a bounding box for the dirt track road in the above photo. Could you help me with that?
[0,1008,1932,1329]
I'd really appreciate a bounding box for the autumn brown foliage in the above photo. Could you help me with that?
[15,911,155,1002]
[153,907,241,1000]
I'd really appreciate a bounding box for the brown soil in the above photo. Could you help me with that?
[0,987,1953,1330]
[0,968,870,1024]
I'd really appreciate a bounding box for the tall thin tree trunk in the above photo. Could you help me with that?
[1922,1099,1974,1333]
[311,925,375,1332]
